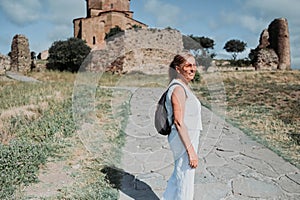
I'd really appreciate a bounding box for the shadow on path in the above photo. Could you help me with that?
[101,166,160,200]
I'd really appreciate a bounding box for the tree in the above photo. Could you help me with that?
[189,35,215,53]
[47,37,91,72]
[223,39,247,60]
[183,35,215,71]
[31,51,36,60]
[30,51,36,70]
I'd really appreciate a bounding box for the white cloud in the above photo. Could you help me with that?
[144,0,181,28]
[0,0,42,26]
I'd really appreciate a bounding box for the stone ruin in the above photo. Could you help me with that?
[252,18,291,70]
[0,54,10,75]
[10,34,31,73]
[83,28,184,74]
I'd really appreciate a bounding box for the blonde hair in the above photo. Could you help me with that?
[169,51,193,81]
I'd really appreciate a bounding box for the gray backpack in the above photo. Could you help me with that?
[154,82,183,135]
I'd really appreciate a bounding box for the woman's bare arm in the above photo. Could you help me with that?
[171,86,198,168]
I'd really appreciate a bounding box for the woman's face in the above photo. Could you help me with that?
[177,56,197,82]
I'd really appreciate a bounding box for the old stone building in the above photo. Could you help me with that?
[73,0,147,49]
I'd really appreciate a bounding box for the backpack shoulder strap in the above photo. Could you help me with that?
[167,81,187,98]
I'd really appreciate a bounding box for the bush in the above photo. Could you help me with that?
[192,70,201,83]
[229,58,252,67]
[105,26,124,40]
[47,38,91,72]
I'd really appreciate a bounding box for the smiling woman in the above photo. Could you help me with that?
[162,52,202,200]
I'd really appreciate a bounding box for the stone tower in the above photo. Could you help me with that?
[10,34,31,73]
[73,0,147,49]
[268,18,291,70]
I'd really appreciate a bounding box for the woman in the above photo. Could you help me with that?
[162,52,202,200]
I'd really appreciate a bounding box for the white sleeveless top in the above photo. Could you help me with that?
[165,79,203,132]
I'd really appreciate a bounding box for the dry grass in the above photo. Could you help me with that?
[195,70,300,167]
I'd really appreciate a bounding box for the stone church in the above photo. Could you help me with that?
[73,0,147,49]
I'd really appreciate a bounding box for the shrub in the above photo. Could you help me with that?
[192,70,201,83]
[105,26,124,40]
[47,38,91,72]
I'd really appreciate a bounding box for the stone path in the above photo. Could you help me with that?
[5,71,40,82]
[118,87,300,200]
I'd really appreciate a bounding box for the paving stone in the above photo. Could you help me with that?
[277,172,300,194]
[194,182,231,200]
[232,154,279,178]
[204,152,227,167]
[207,165,240,183]
[232,176,283,198]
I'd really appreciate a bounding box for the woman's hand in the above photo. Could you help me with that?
[187,147,198,169]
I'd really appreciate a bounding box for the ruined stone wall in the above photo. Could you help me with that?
[83,28,183,74]
[0,54,10,75]
[252,18,291,70]
[10,34,31,73]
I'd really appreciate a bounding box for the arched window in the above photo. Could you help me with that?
[111,4,113,9]
[93,36,96,45]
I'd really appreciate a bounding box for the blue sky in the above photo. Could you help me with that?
[0,0,299,69]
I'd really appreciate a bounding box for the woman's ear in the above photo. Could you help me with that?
[175,66,181,74]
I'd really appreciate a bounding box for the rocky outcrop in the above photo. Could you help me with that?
[10,34,31,73]
[252,18,291,70]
